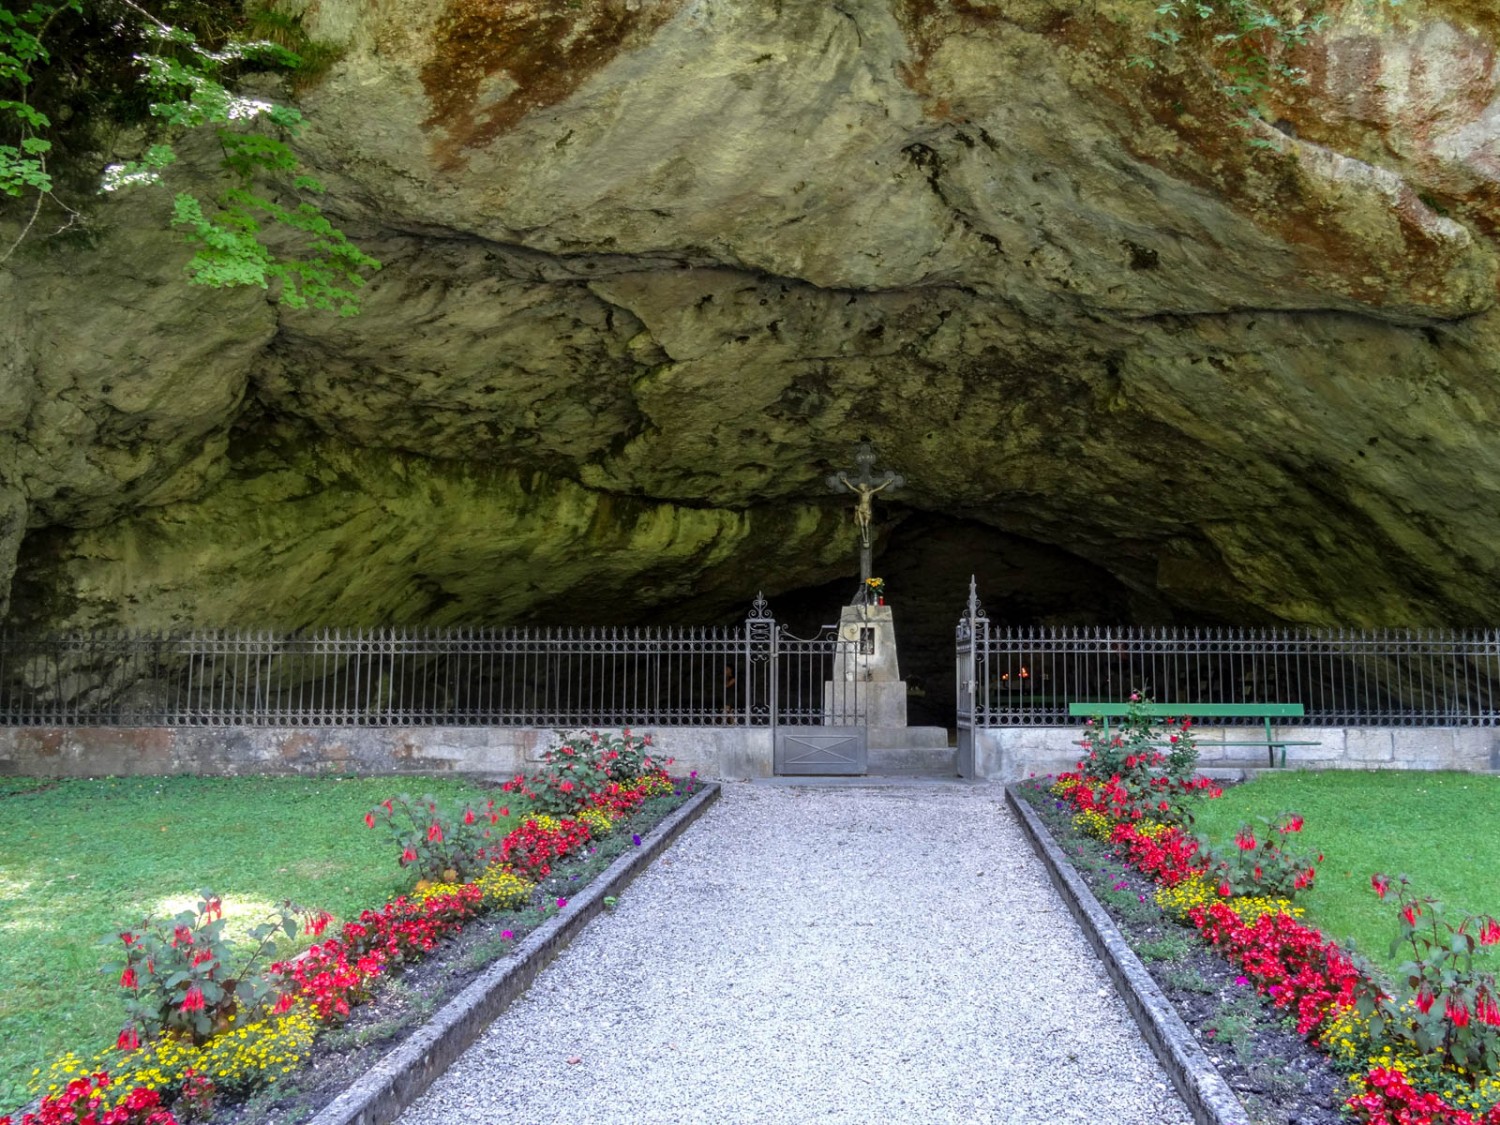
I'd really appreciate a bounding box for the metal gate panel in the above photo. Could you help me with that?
[774,728,868,775]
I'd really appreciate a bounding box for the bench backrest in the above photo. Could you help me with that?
[1066,702,1305,719]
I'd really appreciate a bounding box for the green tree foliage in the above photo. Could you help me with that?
[0,0,379,314]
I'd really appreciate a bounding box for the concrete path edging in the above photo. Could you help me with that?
[1005,786,1250,1125]
[305,782,721,1125]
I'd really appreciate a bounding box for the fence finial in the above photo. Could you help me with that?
[748,591,773,620]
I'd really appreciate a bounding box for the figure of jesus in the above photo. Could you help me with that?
[833,471,897,549]
[826,442,904,590]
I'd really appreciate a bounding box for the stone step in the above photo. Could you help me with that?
[866,726,951,750]
[868,744,958,775]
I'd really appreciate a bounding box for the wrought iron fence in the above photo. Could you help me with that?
[0,596,868,728]
[955,581,1500,727]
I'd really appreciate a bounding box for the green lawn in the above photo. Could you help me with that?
[0,774,506,1107]
[1190,770,1500,974]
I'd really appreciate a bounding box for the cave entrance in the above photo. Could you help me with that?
[764,513,1139,731]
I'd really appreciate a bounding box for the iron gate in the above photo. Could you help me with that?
[758,596,870,775]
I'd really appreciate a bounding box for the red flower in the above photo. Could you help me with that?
[116,1025,140,1051]
[273,993,295,1014]
[172,925,193,947]
[1218,881,1232,897]
[1445,994,1471,1027]
[1475,990,1500,1027]
[400,846,417,864]
[1402,904,1419,926]
[499,807,509,818]
[463,808,476,825]
[119,932,135,947]
[181,985,205,1012]
[427,822,443,843]
[1415,987,1435,1014]
[364,812,376,829]
[120,966,138,990]
[1280,816,1304,834]
[382,799,393,813]
[1480,918,1500,946]
[1235,830,1256,851]
[1371,874,1390,899]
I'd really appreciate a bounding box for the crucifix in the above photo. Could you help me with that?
[826,441,904,595]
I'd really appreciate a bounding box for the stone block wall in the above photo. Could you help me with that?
[0,726,776,781]
[0,725,1493,782]
[972,726,1500,782]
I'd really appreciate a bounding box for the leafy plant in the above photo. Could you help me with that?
[1362,875,1500,1082]
[1200,811,1321,898]
[0,0,379,311]
[105,890,306,1045]
[506,730,669,816]
[1131,0,1332,107]
[363,794,505,884]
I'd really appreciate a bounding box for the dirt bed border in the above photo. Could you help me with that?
[306,781,722,1125]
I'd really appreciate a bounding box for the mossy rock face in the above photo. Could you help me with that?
[7,0,1500,631]
[13,425,855,629]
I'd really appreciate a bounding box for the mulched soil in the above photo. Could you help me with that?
[1018,784,1350,1125]
[208,791,694,1125]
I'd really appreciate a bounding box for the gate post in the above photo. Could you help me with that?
[956,576,990,779]
[745,593,775,728]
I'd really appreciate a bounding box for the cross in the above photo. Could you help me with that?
[826,441,904,596]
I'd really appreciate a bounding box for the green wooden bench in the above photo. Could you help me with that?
[1066,701,1315,768]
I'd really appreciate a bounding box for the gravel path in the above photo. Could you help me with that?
[397,781,1194,1125]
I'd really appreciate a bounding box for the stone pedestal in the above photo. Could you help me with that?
[824,603,907,727]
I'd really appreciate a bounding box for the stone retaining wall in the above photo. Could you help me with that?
[970,726,1500,782]
[0,726,774,781]
[0,725,1494,782]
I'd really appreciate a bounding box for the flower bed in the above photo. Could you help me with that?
[6,731,693,1125]
[1031,695,1500,1125]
